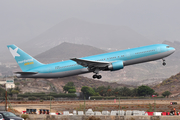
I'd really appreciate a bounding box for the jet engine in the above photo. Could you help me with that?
[108,61,124,71]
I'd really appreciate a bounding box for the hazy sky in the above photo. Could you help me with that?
[0,0,180,45]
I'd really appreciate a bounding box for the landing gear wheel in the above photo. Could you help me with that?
[162,59,166,66]
[92,74,102,79]
[93,75,97,79]
[163,62,166,66]
[97,75,102,79]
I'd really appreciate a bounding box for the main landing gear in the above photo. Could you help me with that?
[92,68,102,79]
[93,74,102,79]
[162,59,166,66]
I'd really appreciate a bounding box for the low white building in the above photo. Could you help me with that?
[0,80,6,85]
[6,79,15,89]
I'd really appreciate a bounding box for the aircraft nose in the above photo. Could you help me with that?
[171,47,175,53]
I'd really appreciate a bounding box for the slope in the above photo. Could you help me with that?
[49,75,132,93]
[14,76,132,93]
[153,72,180,95]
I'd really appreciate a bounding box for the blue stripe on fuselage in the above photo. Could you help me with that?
[26,44,173,73]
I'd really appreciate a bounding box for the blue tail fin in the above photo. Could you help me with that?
[7,44,44,72]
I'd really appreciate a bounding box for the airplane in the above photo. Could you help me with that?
[7,44,175,79]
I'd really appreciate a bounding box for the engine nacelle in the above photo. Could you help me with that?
[108,61,124,71]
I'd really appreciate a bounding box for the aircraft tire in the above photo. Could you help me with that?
[93,75,97,79]
[163,62,166,66]
[97,75,102,79]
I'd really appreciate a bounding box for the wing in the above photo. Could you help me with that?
[71,58,110,70]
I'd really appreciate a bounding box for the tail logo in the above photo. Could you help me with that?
[9,47,20,58]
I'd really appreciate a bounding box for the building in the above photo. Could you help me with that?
[0,80,6,85]
[6,79,15,89]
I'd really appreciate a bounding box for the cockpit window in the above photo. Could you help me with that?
[166,46,170,48]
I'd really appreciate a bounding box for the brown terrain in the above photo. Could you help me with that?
[15,75,132,93]
[13,72,180,96]
[16,72,180,96]
[1,99,180,114]
[153,72,180,96]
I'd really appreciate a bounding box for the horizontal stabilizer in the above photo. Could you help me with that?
[15,72,38,75]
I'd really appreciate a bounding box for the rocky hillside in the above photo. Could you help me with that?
[15,76,132,93]
[153,72,180,95]
[50,76,132,93]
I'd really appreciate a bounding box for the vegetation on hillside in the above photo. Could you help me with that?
[81,85,157,99]
[153,72,180,95]
[12,76,131,94]
[159,72,180,86]
[63,82,76,93]
[17,92,77,100]
[154,72,180,89]
[81,86,99,99]
[1,79,170,100]
[162,91,172,98]
[137,85,154,96]
[0,86,5,97]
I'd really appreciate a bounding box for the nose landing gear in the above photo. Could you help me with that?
[162,59,166,66]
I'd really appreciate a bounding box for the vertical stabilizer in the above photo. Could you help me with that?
[7,44,44,72]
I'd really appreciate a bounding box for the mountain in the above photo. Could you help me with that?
[19,18,154,57]
[35,42,106,63]
[153,72,180,96]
